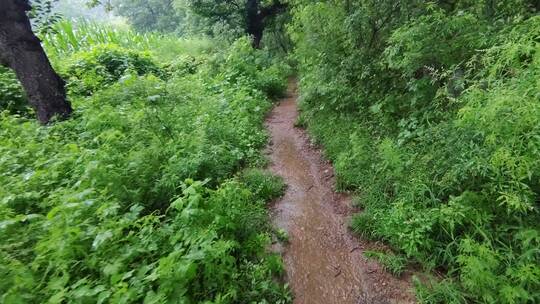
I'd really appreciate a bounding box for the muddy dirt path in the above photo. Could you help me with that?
[266,81,415,304]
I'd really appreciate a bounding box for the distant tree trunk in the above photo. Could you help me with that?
[245,0,287,49]
[532,0,540,11]
[0,0,72,124]
[246,0,264,48]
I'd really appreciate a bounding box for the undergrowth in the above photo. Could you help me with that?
[364,250,407,277]
[0,22,291,303]
[290,1,540,302]
[0,67,28,115]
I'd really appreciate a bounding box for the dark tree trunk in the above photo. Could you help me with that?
[485,0,496,18]
[245,0,287,49]
[533,0,540,11]
[246,0,264,48]
[0,0,72,124]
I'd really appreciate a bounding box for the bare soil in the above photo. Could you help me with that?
[266,80,416,304]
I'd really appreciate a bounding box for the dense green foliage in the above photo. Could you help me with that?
[62,44,162,95]
[5,0,540,302]
[29,0,63,35]
[42,20,212,61]
[290,0,540,302]
[110,0,184,33]
[185,0,288,46]
[0,67,28,115]
[0,17,291,302]
[364,250,407,276]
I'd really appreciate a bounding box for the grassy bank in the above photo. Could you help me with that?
[290,1,540,302]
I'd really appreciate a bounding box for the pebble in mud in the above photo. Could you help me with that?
[266,80,416,304]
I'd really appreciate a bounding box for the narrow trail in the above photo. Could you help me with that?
[266,81,415,304]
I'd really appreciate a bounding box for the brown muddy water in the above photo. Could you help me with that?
[266,81,416,304]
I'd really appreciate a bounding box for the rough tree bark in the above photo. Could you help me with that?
[246,0,264,48]
[0,0,72,124]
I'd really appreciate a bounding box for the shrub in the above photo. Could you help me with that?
[239,168,285,202]
[62,44,162,95]
[209,37,291,99]
[0,67,28,115]
[164,54,204,78]
[0,36,290,303]
[291,1,540,302]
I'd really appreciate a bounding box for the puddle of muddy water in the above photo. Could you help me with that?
[266,81,416,304]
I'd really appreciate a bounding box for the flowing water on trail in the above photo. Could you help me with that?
[266,81,416,304]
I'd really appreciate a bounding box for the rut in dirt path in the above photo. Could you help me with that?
[266,81,416,304]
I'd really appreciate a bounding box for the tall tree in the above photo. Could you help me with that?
[186,0,287,48]
[112,0,183,33]
[0,0,72,124]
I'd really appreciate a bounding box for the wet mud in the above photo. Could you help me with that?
[266,81,416,304]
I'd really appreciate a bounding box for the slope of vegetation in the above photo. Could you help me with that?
[290,1,540,303]
[0,21,291,303]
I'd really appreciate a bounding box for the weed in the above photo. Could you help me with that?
[364,250,407,277]
[240,169,286,202]
[275,228,290,243]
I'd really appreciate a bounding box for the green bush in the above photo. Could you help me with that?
[63,44,162,96]
[164,54,204,77]
[209,37,291,99]
[239,169,285,202]
[0,36,290,303]
[0,67,28,115]
[291,1,540,302]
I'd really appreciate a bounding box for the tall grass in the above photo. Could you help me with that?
[43,19,213,61]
